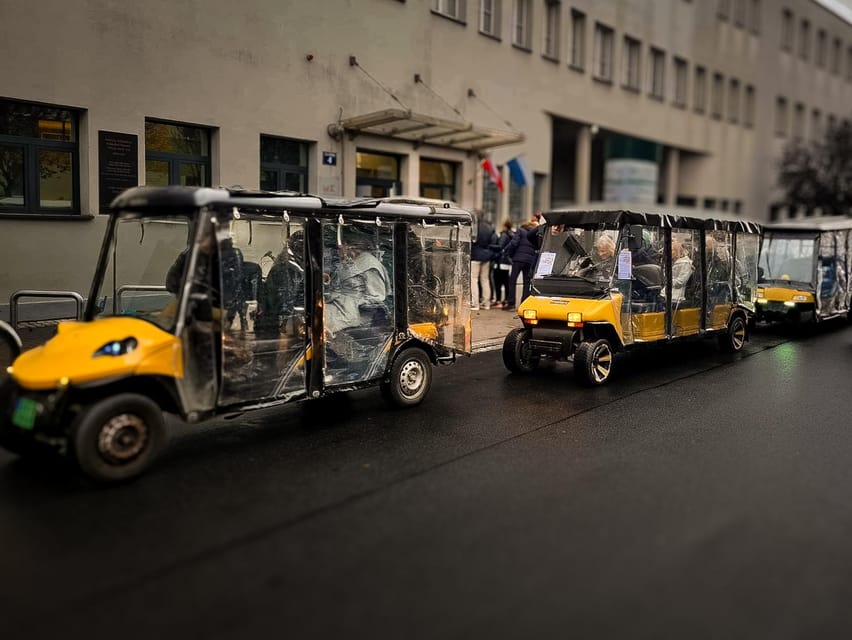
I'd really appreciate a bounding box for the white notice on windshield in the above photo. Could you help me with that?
[618,248,632,279]
[536,252,556,277]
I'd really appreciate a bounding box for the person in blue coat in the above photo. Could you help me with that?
[471,211,498,310]
[505,220,539,310]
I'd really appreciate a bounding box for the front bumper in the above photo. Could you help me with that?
[755,300,815,321]
[0,376,72,455]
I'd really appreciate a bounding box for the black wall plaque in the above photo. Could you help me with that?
[99,131,139,212]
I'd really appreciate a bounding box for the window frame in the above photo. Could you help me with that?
[569,9,586,71]
[432,0,467,23]
[543,0,561,61]
[711,72,725,119]
[0,99,81,216]
[775,96,789,137]
[727,78,740,123]
[649,47,666,100]
[622,35,641,91]
[593,22,615,82]
[512,0,532,50]
[694,65,707,113]
[781,8,793,52]
[744,84,755,128]
[479,0,501,38]
[144,119,212,188]
[259,135,310,193]
[673,57,688,108]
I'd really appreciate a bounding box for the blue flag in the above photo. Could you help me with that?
[507,156,531,187]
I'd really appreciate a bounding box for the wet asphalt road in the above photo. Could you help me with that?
[3,322,852,639]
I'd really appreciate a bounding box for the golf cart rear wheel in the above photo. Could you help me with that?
[71,393,166,483]
[719,314,747,352]
[574,339,614,385]
[381,347,433,408]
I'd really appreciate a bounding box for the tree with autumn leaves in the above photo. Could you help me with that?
[777,120,852,217]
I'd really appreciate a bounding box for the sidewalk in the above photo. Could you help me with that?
[14,310,521,354]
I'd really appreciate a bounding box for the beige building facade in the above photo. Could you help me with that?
[1,0,851,320]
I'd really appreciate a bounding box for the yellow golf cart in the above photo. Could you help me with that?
[502,209,761,385]
[0,186,472,481]
[756,217,852,325]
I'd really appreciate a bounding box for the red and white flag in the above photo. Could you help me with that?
[482,157,504,192]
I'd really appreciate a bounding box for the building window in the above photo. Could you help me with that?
[728,78,740,123]
[831,37,841,74]
[733,0,746,27]
[811,108,822,139]
[781,9,793,51]
[775,96,788,137]
[711,72,724,119]
[570,9,586,70]
[718,0,730,20]
[622,36,641,91]
[543,0,561,60]
[533,172,547,212]
[420,158,457,202]
[260,136,309,192]
[828,114,836,132]
[816,29,827,67]
[694,65,707,113]
[593,23,614,81]
[748,0,760,34]
[356,150,401,197]
[793,102,805,139]
[673,57,688,107]
[512,0,532,49]
[650,48,666,99]
[433,0,467,22]
[744,84,755,127]
[482,170,500,218]
[145,120,210,188]
[0,99,79,215]
[799,19,810,61]
[847,46,852,81]
[479,0,501,37]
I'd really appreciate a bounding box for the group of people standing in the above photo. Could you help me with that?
[470,211,542,311]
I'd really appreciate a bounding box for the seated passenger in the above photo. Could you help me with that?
[671,239,694,302]
[324,229,390,336]
[579,234,617,280]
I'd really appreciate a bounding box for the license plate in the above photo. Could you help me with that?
[11,398,39,430]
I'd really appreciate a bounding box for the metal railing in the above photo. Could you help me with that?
[9,290,85,331]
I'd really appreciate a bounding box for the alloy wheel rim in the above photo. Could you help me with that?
[732,320,746,349]
[592,344,613,383]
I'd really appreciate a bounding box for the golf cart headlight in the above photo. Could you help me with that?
[93,337,138,358]
[783,301,796,307]
[567,312,583,323]
[756,298,768,305]
[756,288,765,297]
[523,309,538,320]
[792,294,807,302]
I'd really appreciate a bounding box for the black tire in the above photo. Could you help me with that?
[502,328,540,374]
[719,314,747,352]
[71,393,166,483]
[0,324,21,372]
[574,339,614,385]
[381,347,433,408]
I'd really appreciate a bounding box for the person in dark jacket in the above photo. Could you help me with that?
[505,221,539,310]
[491,219,514,308]
[470,211,498,310]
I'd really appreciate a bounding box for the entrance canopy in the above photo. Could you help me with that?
[338,108,524,152]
